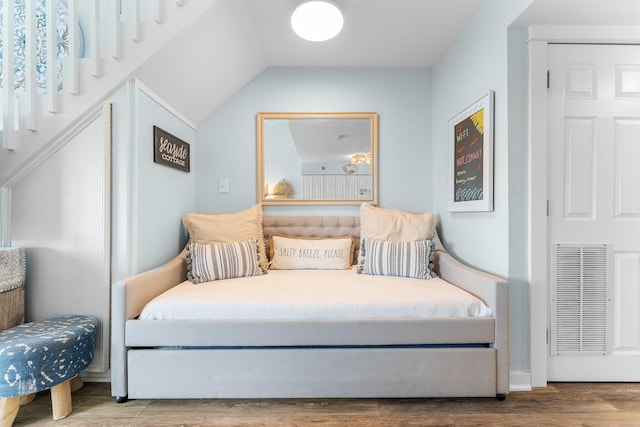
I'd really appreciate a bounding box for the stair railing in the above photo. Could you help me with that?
[0,0,178,151]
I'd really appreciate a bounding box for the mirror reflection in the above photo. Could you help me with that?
[257,112,378,205]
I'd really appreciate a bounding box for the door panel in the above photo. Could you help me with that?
[563,117,596,218]
[615,119,640,218]
[548,44,640,380]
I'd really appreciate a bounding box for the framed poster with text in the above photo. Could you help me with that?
[448,91,494,212]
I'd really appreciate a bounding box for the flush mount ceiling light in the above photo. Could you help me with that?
[291,1,343,42]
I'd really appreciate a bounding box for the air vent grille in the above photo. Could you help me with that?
[551,244,611,355]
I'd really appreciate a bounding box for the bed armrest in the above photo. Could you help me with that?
[437,251,510,395]
[111,249,188,398]
[437,251,506,310]
[115,248,188,321]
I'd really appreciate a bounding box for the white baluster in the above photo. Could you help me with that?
[2,0,17,149]
[132,0,141,43]
[25,0,38,130]
[46,0,59,112]
[111,0,121,58]
[66,0,80,95]
[90,0,102,77]
[152,0,163,24]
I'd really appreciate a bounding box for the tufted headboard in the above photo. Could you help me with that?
[263,214,445,269]
[263,216,360,263]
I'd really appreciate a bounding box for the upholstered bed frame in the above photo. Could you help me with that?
[111,216,509,401]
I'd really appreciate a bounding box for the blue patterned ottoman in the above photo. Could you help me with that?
[0,315,97,425]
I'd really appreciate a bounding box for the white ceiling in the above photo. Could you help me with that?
[246,0,483,67]
[136,0,639,126]
[249,0,640,67]
[512,0,640,26]
[137,0,485,125]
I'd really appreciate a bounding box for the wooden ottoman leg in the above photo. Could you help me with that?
[70,374,84,392]
[51,380,72,421]
[19,394,35,405]
[0,397,20,427]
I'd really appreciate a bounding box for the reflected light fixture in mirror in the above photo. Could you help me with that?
[291,1,343,42]
[351,153,371,165]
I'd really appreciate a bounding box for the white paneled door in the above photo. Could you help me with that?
[548,44,640,381]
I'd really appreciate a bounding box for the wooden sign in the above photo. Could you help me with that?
[153,126,190,173]
[448,91,494,212]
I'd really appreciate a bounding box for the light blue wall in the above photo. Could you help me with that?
[110,83,197,278]
[431,0,533,377]
[432,0,532,274]
[195,67,432,216]
[135,90,196,272]
[507,26,531,382]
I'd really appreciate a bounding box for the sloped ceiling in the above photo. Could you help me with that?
[135,0,483,125]
[246,0,483,67]
[135,0,639,126]
[135,0,267,126]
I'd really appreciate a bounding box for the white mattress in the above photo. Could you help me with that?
[139,268,493,321]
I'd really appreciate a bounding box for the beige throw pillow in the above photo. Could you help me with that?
[358,203,437,276]
[359,203,436,241]
[183,204,267,267]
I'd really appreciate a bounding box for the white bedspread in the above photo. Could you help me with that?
[139,268,492,321]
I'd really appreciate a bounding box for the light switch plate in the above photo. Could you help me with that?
[218,178,229,194]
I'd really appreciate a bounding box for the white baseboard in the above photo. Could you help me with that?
[510,371,532,392]
[83,371,111,383]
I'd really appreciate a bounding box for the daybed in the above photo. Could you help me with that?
[111,213,509,401]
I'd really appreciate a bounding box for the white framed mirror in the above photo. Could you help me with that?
[257,112,378,206]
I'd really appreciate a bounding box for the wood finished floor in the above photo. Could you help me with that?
[11,382,640,426]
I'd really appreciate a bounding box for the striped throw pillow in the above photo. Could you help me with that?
[187,238,266,284]
[358,238,436,279]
